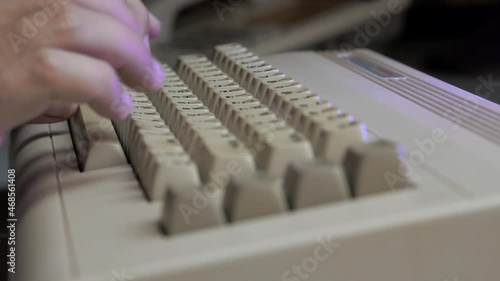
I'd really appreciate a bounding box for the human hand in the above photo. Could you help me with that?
[0,0,165,143]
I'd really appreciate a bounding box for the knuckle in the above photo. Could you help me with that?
[31,49,60,86]
[112,27,148,65]
[110,0,139,28]
[126,0,149,32]
[49,4,80,36]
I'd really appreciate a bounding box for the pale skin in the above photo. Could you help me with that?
[0,0,165,145]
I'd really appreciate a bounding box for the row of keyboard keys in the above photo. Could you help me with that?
[176,54,315,177]
[113,92,201,201]
[175,52,410,201]
[149,65,256,184]
[212,43,370,164]
[212,44,412,195]
[153,62,346,229]
[150,65,255,233]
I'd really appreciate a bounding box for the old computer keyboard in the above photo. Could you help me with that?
[12,44,500,281]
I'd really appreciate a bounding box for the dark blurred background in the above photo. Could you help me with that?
[145,0,500,104]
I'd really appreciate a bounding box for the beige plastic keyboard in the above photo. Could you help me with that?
[12,44,500,281]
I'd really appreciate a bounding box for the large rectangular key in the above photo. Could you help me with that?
[69,104,127,171]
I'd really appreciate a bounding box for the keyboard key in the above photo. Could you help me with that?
[10,124,51,156]
[284,161,350,209]
[161,185,225,234]
[51,125,79,176]
[224,175,287,222]
[69,105,127,171]
[317,120,370,164]
[253,129,314,177]
[343,140,410,197]
[196,137,255,183]
[11,134,53,178]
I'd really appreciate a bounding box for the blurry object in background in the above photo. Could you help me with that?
[0,134,7,189]
[144,0,207,43]
[245,0,343,25]
[144,0,413,64]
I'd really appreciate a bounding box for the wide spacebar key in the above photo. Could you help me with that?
[70,104,127,171]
